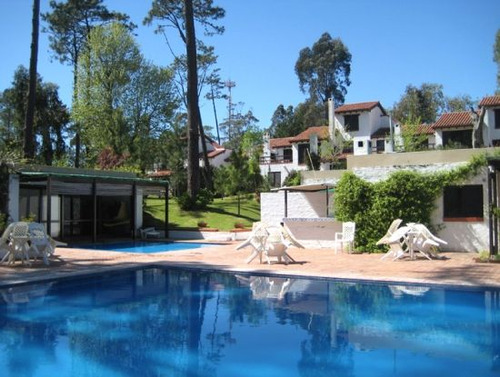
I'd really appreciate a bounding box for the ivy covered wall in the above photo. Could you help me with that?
[334,154,489,252]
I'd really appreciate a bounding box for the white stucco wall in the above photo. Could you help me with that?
[260,162,308,186]
[485,108,500,144]
[431,168,489,252]
[260,191,330,226]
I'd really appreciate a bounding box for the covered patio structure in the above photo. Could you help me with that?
[8,165,168,243]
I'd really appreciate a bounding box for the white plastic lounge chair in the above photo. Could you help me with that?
[381,226,413,260]
[378,219,404,259]
[1,222,31,265]
[28,222,55,265]
[140,227,161,240]
[281,222,306,249]
[407,223,447,259]
[377,219,403,246]
[334,221,356,254]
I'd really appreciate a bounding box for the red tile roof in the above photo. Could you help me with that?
[206,149,226,158]
[432,111,473,129]
[479,95,500,107]
[270,137,294,148]
[290,126,330,142]
[400,124,435,135]
[148,170,172,178]
[335,101,387,115]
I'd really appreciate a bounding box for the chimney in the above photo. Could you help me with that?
[263,131,271,158]
[328,98,335,140]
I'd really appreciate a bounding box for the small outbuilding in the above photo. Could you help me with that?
[5,165,168,243]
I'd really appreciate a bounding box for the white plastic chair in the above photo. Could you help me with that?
[334,221,356,253]
[263,226,294,265]
[237,222,294,264]
[28,222,55,265]
[236,222,269,264]
[1,222,31,265]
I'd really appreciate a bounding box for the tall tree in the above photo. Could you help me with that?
[184,0,200,198]
[73,23,177,169]
[1,66,69,165]
[494,28,500,94]
[269,99,327,138]
[168,43,222,188]
[24,0,40,160]
[295,32,352,106]
[144,0,225,201]
[392,83,446,124]
[219,108,259,150]
[42,0,133,167]
[444,94,476,113]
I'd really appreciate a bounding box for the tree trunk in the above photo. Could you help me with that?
[24,0,40,160]
[73,57,81,168]
[472,107,486,148]
[197,107,213,191]
[185,0,200,199]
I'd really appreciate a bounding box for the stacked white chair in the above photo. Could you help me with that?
[1,222,31,265]
[28,222,55,265]
[334,221,356,253]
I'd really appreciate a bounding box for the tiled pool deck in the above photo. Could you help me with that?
[1,242,500,288]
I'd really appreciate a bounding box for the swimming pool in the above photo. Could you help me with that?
[73,241,218,253]
[0,268,499,377]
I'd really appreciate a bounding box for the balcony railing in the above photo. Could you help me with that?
[259,156,293,164]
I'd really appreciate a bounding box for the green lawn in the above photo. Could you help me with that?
[143,195,261,231]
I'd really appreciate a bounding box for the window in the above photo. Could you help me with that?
[376,139,385,153]
[495,109,500,129]
[268,172,281,188]
[344,114,359,132]
[443,185,483,221]
[298,143,309,165]
[19,188,42,222]
[442,129,472,148]
[283,148,292,162]
[357,141,364,148]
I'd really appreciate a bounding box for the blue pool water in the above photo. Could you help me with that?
[74,241,216,253]
[0,268,499,377]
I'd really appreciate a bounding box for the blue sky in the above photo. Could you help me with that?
[1,0,499,130]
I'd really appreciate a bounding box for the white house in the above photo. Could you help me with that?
[259,95,500,253]
[332,100,394,155]
[260,126,331,187]
[199,136,232,168]
[261,99,395,187]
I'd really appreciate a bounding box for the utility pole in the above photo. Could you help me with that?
[224,79,235,141]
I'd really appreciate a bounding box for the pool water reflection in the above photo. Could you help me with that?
[0,268,499,377]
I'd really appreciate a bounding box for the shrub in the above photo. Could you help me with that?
[283,170,301,186]
[176,188,214,210]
